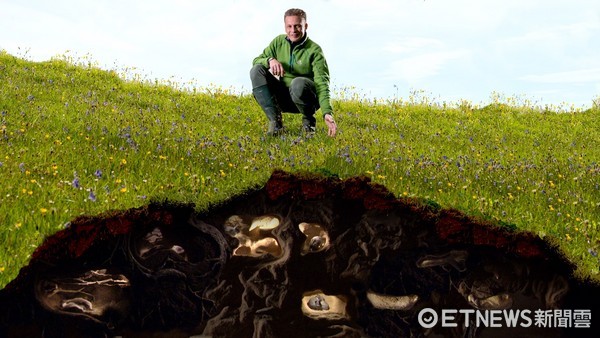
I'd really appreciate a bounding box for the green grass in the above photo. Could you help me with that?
[1,50,599,288]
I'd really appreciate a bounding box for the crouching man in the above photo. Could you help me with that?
[250,8,337,137]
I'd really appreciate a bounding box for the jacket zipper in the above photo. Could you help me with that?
[288,35,307,73]
[290,47,295,73]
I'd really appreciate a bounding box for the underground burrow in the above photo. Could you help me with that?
[0,170,598,338]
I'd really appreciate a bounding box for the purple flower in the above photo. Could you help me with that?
[94,169,102,178]
[72,177,80,189]
[88,190,97,202]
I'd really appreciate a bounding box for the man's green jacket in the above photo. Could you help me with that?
[253,34,333,116]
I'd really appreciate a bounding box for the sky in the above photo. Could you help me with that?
[1,0,599,108]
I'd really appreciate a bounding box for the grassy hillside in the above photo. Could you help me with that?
[1,51,599,288]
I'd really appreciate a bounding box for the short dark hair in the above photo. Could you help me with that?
[284,8,307,21]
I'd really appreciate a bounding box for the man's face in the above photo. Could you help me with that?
[285,15,307,43]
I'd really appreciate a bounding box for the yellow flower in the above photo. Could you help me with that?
[0,266,5,273]
[15,222,22,229]
[120,187,127,193]
[121,159,127,165]
[40,208,48,215]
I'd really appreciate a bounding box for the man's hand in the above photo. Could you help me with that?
[324,114,337,137]
[268,58,285,77]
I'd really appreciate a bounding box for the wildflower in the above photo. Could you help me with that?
[88,190,97,202]
[40,208,48,215]
[72,177,80,189]
[121,159,127,165]
[94,169,102,178]
[0,267,4,273]
[15,222,22,229]
[120,187,127,193]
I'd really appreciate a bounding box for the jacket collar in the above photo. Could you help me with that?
[286,34,309,48]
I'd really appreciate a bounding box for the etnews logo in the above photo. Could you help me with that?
[418,308,592,329]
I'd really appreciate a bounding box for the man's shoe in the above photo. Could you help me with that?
[253,85,284,135]
[302,124,315,137]
[267,121,284,136]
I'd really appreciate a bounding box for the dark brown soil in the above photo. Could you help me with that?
[1,170,598,337]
